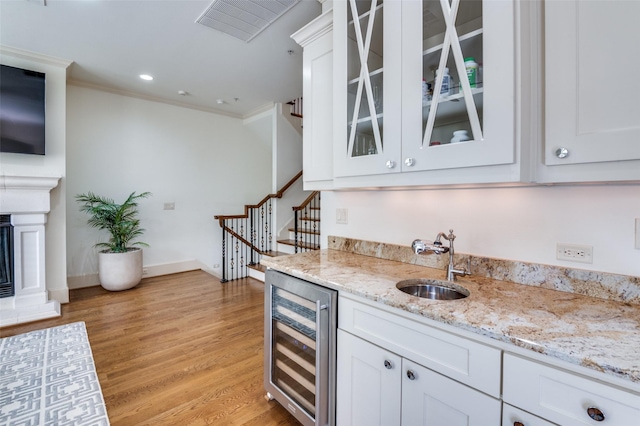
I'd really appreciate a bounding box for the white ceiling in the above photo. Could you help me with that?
[0,0,322,118]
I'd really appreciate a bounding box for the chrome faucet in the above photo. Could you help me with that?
[412,229,469,281]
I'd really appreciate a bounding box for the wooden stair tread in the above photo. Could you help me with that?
[248,263,267,273]
[299,217,320,222]
[288,228,320,235]
[277,239,320,250]
[260,250,290,257]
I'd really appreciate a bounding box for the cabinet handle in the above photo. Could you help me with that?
[384,360,393,369]
[587,407,605,422]
[555,147,569,159]
[386,160,396,169]
[406,370,416,380]
[404,158,415,167]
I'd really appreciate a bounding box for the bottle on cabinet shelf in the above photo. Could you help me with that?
[465,57,479,88]
[422,79,432,105]
[435,67,452,97]
[451,130,470,143]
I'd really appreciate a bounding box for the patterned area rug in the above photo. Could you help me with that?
[0,322,110,425]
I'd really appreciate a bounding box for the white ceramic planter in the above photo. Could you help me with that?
[98,248,143,291]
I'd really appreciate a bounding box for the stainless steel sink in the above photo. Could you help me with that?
[396,279,469,300]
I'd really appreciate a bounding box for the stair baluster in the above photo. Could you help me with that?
[292,191,321,254]
[215,171,304,283]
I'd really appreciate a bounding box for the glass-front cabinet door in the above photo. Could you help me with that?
[402,0,515,172]
[334,0,517,180]
[334,0,402,178]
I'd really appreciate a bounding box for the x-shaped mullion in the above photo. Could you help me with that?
[423,0,483,147]
[348,0,382,156]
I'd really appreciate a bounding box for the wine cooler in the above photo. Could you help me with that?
[264,269,337,426]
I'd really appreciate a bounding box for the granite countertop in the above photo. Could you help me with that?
[261,249,640,387]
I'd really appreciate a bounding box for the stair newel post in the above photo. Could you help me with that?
[220,219,228,283]
[231,218,236,281]
[260,204,265,253]
[294,209,300,253]
[304,204,310,253]
[313,193,319,249]
[316,193,321,249]
[249,209,255,266]
[268,198,273,253]
[239,218,245,278]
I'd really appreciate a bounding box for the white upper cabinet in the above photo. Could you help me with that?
[333,0,525,186]
[401,0,515,172]
[292,10,335,190]
[537,0,640,183]
[333,0,403,178]
[317,0,640,187]
[544,0,640,167]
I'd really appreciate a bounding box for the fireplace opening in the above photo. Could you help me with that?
[0,215,14,298]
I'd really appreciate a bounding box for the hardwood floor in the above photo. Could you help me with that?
[0,271,299,425]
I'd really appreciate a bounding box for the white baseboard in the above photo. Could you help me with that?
[67,274,100,290]
[199,267,222,280]
[67,260,206,290]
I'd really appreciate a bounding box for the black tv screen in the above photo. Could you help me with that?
[0,64,46,155]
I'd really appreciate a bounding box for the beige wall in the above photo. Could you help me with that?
[66,85,273,284]
[322,184,640,277]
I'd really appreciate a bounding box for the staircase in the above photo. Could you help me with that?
[214,172,320,283]
[248,192,320,281]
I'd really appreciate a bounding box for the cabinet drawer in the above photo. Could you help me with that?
[503,354,640,426]
[502,403,557,426]
[338,297,501,397]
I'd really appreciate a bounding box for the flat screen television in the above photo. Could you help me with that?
[0,64,46,155]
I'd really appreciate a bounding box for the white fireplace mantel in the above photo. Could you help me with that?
[0,174,61,327]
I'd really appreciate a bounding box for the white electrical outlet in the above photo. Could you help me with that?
[336,208,348,224]
[635,218,640,250]
[556,243,593,264]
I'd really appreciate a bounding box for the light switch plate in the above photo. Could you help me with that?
[336,208,348,224]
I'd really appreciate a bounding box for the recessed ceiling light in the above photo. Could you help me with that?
[139,74,153,81]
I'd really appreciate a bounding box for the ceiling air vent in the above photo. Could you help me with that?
[196,0,301,43]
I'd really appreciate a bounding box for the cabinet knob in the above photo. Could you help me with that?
[406,370,416,380]
[587,407,605,422]
[404,158,415,167]
[386,160,396,169]
[555,147,569,159]
[514,422,524,426]
[384,360,393,369]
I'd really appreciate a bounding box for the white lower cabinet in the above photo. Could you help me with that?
[336,329,401,426]
[401,359,501,426]
[336,296,502,426]
[502,403,557,426]
[337,330,500,426]
[503,354,640,426]
[335,295,640,426]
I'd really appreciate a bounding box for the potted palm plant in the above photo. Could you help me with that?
[76,191,151,291]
